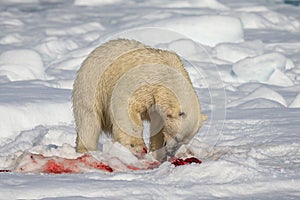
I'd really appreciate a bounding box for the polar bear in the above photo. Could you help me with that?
[72,39,207,161]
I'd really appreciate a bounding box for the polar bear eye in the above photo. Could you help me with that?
[179,112,185,117]
[130,144,135,148]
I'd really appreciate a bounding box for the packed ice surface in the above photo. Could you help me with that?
[0,0,300,199]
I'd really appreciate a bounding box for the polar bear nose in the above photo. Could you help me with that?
[134,147,147,158]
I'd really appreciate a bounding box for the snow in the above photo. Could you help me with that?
[45,22,105,36]
[213,40,264,63]
[290,93,300,108]
[227,86,287,109]
[237,6,300,32]
[0,0,300,199]
[0,82,72,141]
[161,0,229,10]
[232,53,294,86]
[0,49,45,81]
[150,15,244,46]
[74,0,124,6]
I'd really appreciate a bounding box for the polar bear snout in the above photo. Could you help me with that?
[126,143,148,158]
[135,147,148,158]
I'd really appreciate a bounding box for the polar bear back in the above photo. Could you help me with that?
[73,39,147,111]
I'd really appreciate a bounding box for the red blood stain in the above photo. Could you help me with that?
[143,147,148,154]
[77,154,113,172]
[127,165,140,170]
[44,159,74,174]
[184,157,202,164]
[43,154,113,174]
[171,157,202,167]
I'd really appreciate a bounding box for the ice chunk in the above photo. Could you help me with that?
[74,0,123,6]
[213,40,264,63]
[228,86,287,108]
[0,49,45,81]
[162,0,229,10]
[268,69,294,87]
[290,93,300,108]
[0,33,23,45]
[46,22,105,36]
[0,0,38,3]
[0,102,72,141]
[164,39,212,62]
[237,7,300,32]
[150,16,244,46]
[35,38,78,59]
[232,53,294,86]
[236,99,285,109]
[0,19,24,26]
[0,82,72,141]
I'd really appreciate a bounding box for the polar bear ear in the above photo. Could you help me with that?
[202,114,208,121]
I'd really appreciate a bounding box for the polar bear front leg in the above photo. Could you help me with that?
[150,129,164,152]
[148,104,167,160]
[75,109,101,153]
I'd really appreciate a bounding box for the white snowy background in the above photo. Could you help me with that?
[0,0,300,199]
